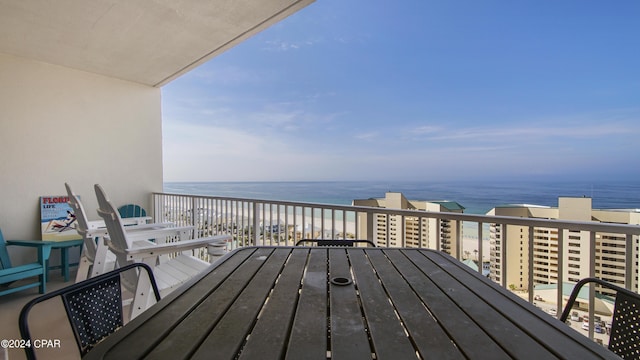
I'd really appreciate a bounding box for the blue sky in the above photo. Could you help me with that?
[162,1,640,182]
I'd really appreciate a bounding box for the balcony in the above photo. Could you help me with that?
[2,191,639,359]
[152,191,640,343]
[1,1,633,357]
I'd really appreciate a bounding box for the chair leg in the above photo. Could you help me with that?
[38,273,46,294]
[75,254,91,282]
[129,272,154,320]
[92,242,112,277]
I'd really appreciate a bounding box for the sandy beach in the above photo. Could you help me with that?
[256,212,491,258]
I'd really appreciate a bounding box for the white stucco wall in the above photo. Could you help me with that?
[0,53,163,252]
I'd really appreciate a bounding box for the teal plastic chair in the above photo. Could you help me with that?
[118,204,146,218]
[0,229,53,296]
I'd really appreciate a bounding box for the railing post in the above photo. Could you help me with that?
[365,211,374,243]
[385,214,390,247]
[151,193,158,222]
[556,228,564,318]
[502,224,508,289]
[456,220,462,260]
[436,219,441,252]
[400,215,405,248]
[191,197,198,238]
[588,230,596,339]
[253,202,260,246]
[477,222,484,274]
[589,230,596,280]
[528,226,534,303]
[626,233,634,290]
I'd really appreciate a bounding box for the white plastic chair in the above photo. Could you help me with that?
[66,183,173,282]
[94,184,231,317]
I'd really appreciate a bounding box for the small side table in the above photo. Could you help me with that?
[45,239,84,282]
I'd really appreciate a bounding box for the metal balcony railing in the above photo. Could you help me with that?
[152,192,640,343]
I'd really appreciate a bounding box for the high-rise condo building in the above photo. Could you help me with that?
[353,192,464,256]
[487,197,639,296]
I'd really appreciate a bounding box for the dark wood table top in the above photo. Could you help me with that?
[86,247,617,359]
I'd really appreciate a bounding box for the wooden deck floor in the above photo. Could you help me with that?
[0,270,80,360]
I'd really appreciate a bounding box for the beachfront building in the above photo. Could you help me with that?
[488,197,640,296]
[352,192,465,255]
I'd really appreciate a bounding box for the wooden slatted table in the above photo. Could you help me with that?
[85,247,618,359]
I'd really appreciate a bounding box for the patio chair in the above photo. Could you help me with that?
[295,239,376,247]
[0,229,53,297]
[65,183,173,282]
[118,203,146,218]
[66,183,117,283]
[94,184,230,316]
[560,277,640,358]
[19,263,161,360]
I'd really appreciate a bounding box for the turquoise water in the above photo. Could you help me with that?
[164,180,640,215]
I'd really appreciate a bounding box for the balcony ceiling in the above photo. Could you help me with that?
[0,0,314,87]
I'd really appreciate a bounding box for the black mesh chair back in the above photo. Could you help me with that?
[62,275,123,354]
[296,239,376,247]
[19,263,160,359]
[608,290,640,358]
[560,277,640,359]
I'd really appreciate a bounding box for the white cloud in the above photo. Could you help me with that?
[163,77,640,182]
[422,122,638,142]
[408,125,442,135]
[164,121,351,181]
[247,103,305,130]
[263,38,322,52]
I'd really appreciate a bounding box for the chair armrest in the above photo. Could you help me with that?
[5,240,53,262]
[86,220,106,230]
[104,239,157,257]
[86,217,164,229]
[83,223,176,238]
[121,216,153,225]
[87,218,173,229]
[84,228,110,237]
[124,222,174,231]
[117,235,231,258]
[6,240,52,247]
[560,277,639,322]
[125,226,195,241]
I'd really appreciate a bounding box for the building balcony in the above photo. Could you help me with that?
[2,191,639,358]
[152,192,640,292]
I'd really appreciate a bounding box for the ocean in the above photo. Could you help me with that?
[163,180,640,215]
